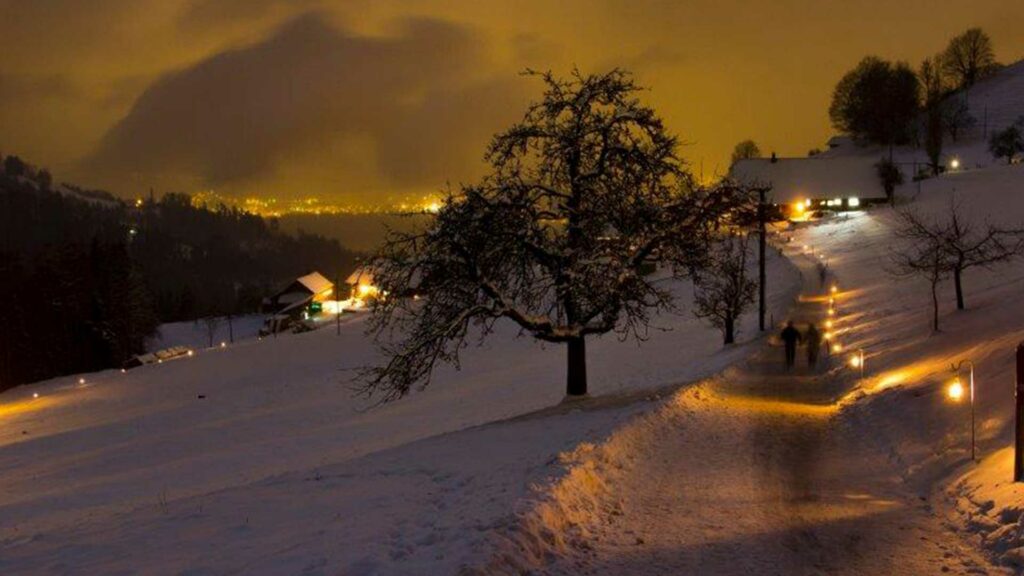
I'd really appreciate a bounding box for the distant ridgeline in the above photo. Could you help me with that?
[0,155,359,390]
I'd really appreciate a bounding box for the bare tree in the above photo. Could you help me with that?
[202,316,221,348]
[893,200,1024,315]
[942,98,976,143]
[941,28,998,91]
[890,238,949,332]
[875,158,904,206]
[692,234,757,345]
[920,57,946,176]
[360,69,752,401]
[939,197,1024,309]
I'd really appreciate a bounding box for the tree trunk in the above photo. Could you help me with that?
[954,267,965,310]
[758,188,766,332]
[724,314,735,345]
[931,280,940,332]
[566,336,588,396]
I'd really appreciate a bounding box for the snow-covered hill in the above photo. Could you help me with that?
[0,255,801,574]
[790,162,1024,568]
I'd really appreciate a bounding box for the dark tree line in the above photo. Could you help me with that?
[829,28,1002,178]
[0,161,358,390]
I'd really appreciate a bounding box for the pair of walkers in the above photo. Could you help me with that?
[780,321,822,369]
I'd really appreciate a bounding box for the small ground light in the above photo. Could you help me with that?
[849,355,862,368]
[832,343,843,353]
[220,341,227,348]
[121,368,126,373]
[33,392,39,399]
[824,331,834,340]
[830,285,838,294]
[187,350,194,357]
[951,158,961,170]
[78,377,85,385]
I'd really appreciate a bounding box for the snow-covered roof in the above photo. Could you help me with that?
[296,271,334,295]
[345,267,374,286]
[730,156,882,204]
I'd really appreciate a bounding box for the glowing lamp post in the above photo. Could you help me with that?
[947,360,976,462]
[849,348,865,379]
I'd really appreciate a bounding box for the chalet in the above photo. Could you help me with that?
[345,267,379,301]
[263,271,334,316]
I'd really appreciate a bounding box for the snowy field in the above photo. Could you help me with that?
[0,251,800,574]
[146,314,266,352]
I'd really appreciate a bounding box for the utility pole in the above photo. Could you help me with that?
[757,186,768,332]
[1015,343,1024,481]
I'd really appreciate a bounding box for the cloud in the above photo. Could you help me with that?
[86,12,531,199]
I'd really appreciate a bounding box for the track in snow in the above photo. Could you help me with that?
[511,262,998,575]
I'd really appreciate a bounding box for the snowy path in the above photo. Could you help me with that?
[495,263,999,575]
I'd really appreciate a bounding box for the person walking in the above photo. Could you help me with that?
[805,323,822,368]
[780,321,802,369]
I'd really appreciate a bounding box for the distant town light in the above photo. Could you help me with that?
[220,341,227,348]
[950,158,961,170]
[849,355,862,368]
[187,350,194,357]
[825,319,833,329]
[848,197,860,208]
[78,378,85,385]
[830,285,838,294]
[33,392,39,399]
[832,343,843,353]
[804,198,812,208]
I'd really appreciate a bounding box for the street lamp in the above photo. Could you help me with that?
[849,348,865,379]
[947,359,976,461]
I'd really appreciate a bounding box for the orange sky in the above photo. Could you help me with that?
[1,0,1021,203]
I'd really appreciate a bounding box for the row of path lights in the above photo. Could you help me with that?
[807,248,1024,476]
[27,340,229,402]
